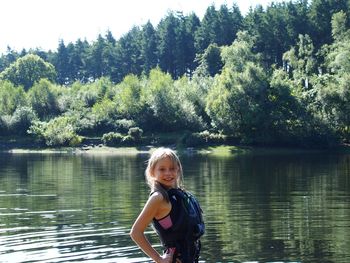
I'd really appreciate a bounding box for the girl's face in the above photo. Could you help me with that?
[151,157,179,189]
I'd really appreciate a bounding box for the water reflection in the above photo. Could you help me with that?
[181,153,350,263]
[0,151,349,262]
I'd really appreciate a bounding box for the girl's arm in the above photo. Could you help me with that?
[130,193,173,263]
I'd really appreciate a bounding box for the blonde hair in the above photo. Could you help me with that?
[145,147,184,201]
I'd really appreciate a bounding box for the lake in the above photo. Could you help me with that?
[0,149,349,263]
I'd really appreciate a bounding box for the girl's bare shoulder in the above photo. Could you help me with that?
[148,191,166,203]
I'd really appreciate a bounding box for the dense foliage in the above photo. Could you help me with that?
[0,0,349,147]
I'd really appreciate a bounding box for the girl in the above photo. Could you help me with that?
[130,147,203,263]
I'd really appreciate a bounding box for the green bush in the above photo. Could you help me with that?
[144,132,180,146]
[12,106,38,135]
[28,117,82,146]
[101,128,144,147]
[0,107,38,136]
[115,119,136,133]
[102,132,124,146]
[128,127,143,141]
[182,130,226,146]
[121,135,135,145]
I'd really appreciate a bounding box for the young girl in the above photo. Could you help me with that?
[130,147,203,263]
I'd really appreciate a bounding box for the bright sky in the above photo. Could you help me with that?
[0,0,286,54]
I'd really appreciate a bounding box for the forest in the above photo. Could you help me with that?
[0,0,349,148]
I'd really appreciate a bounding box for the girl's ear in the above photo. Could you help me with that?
[149,167,155,178]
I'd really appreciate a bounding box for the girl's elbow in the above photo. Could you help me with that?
[129,228,135,240]
[129,226,140,241]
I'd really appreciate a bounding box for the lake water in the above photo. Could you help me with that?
[0,150,349,263]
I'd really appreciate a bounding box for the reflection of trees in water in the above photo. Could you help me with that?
[182,152,350,262]
[0,152,350,262]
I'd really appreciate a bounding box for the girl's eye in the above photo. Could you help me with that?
[158,167,175,172]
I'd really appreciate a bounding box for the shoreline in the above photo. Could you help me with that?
[1,135,350,156]
[3,143,350,156]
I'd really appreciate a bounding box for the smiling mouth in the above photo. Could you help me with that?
[164,178,174,182]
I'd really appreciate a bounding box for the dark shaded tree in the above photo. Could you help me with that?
[216,4,243,46]
[195,4,243,55]
[182,13,201,75]
[157,12,178,77]
[55,40,70,84]
[86,34,107,80]
[0,47,19,71]
[114,26,143,82]
[72,39,90,82]
[140,21,159,75]
[308,0,349,49]
[195,43,223,77]
[195,5,219,54]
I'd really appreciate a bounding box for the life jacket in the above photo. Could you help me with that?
[152,188,205,263]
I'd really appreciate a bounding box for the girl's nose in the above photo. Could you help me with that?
[165,168,173,175]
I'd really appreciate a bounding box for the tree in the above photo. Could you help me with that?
[157,12,178,78]
[55,40,71,85]
[195,43,223,77]
[285,0,310,39]
[268,68,307,144]
[173,76,207,130]
[114,74,144,120]
[263,2,291,65]
[26,79,61,120]
[283,34,317,89]
[244,1,310,67]
[113,26,143,82]
[87,34,107,80]
[122,27,143,75]
[308,0,349,49]
[0,54,56,90]
[183,13,201,75]
[314,12,350,141]
[327,12,350,73]
[142,68,202,131]
[72,39,90,82]
[195,5,219,54]
[0,46,19,71]
[28,116,82,146]
[140,21,159,75]
[0,80,26,115]
[142,68,175,130]
[216,4,243,46]
[206,32,270,143]
[105,30,116,46]
[195,4,242,54]
[156,12,201,78]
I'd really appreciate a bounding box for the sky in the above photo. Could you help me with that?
[0,0,286,54]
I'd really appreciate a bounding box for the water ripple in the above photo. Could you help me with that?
[0,225,142,263]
